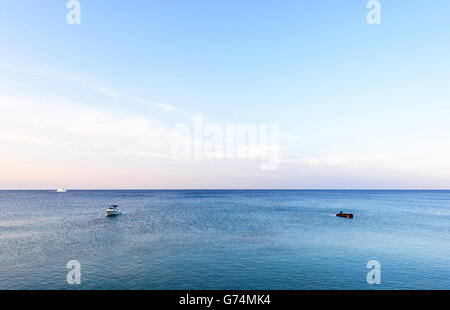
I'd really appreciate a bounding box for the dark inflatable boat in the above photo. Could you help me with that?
[336,211,353,219]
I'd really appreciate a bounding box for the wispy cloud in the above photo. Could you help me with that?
[122,95,174,112]
[283,155,392,168]
[0,64,175,112]
[0,95,175,159]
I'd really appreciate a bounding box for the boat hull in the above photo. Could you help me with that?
[105,210,122,216]
[336,213,353,219]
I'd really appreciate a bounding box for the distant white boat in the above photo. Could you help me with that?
[56,188,67,193]
[105,205,122,216]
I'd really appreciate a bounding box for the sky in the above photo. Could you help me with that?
[0,0,450,189]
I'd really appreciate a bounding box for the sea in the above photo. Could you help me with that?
[0,190,449,289]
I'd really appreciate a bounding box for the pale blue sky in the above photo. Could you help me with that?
[1,1,450,189]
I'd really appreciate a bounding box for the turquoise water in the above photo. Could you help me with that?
[0,190,449,289]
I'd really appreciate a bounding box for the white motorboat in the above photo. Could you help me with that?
[56,188,67,193]
[105,205,122,216]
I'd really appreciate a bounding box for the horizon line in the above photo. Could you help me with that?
[1,188,450,191]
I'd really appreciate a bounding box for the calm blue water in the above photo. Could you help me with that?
[0,190,449,290]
